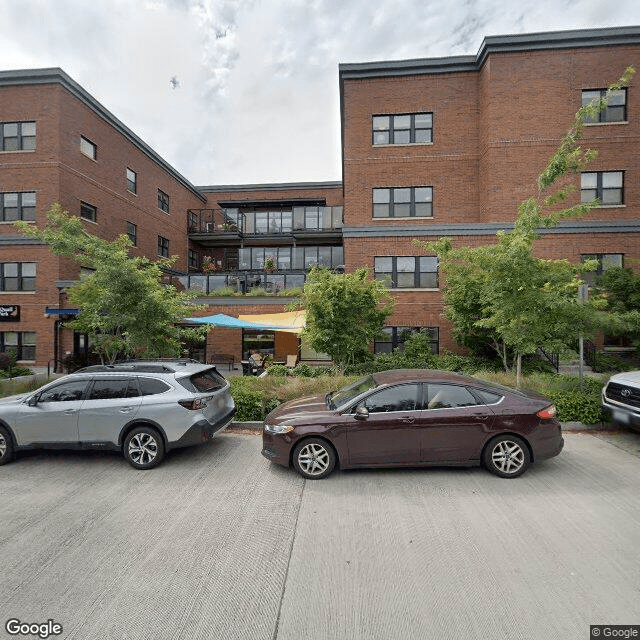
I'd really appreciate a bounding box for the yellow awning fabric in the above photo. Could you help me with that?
[238,310,305,334]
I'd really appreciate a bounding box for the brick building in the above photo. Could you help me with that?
[1,26,639,367]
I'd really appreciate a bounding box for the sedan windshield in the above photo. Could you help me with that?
[329,375,377,410]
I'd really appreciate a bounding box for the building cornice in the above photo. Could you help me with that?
[342,219,640,238]
[0,68,206,203]
[197,181,342,193]
[338,26,640,79]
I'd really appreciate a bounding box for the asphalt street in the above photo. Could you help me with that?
[1,430,639,640]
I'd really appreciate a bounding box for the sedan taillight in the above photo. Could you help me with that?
[178,398,207,411]
[537,405,557,419]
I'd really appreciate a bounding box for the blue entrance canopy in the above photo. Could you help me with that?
[183,313,292,331]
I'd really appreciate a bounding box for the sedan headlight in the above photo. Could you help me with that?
[264,423,294,434]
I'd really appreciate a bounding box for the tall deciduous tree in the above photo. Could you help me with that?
[419,67,634,386]
[16,205,206,363]
[297,267,395,368]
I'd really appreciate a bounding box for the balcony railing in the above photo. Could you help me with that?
[177,271,310,295]
[187,206,344,236]
[188,209,245,234]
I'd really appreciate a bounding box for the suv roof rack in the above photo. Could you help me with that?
[75,363,177,374]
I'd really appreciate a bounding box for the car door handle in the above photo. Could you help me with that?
[119,407,134,413]
[63,409,77,415]
[474,414,490,420]
[400,416,415,424]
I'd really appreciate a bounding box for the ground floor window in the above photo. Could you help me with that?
[242,330,275,360]
[374,326,439,355]
[1,331,36,360]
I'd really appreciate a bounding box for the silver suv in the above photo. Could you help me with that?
[602,370,640,432]
[0,360,235,469]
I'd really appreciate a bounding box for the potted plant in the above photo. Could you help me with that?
[263,256,277,273]
[201,256,216,273]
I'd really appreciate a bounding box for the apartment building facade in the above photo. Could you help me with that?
[1,26,639,367]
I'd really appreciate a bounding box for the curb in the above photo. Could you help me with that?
[230,421,263,431]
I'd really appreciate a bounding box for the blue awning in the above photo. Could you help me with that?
[45,307,80,316]
[183,313,292,330]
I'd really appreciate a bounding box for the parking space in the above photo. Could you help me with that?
[1,430,639,640]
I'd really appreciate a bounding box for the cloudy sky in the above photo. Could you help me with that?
[2,0,639,186]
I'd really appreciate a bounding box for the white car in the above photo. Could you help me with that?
[602,370,640,432]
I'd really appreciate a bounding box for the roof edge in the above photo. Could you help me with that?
[0,67,206,203]
[197,181,343,193]
[339,25,640,79]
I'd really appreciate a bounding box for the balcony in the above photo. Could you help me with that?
[177,271,310,296]
[188,209,245,246]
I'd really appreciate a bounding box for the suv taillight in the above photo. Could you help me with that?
[537,405,557,419]
[178,398,207,411]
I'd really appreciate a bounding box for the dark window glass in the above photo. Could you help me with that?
[126,221,137,246]
[0,331,36,360]
[582,88,626,123]
[138,378,171,396]
[372,113,433,145]
[2,121,36,151]
[374,326,438,354]
[372,187,432,218]
[80,202,97,222]
[126,168,137,193]
[374,256,438,289]
[1,191,36,222]
[1,262,36,291]
[158,236,169,258]
[581,253,624,285]
[426,384,479,410]
[362,384,419,413]
[581,171,623,205]
[158,189,170,213]
[88,379,137,400]
[179,368,226,393]
[39,380,88,403]
[472,389,503,404]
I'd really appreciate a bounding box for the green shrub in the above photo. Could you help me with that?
[545,390,603,424]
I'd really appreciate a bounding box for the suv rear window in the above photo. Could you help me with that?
[138,378,172,396]
[178,368,226,393]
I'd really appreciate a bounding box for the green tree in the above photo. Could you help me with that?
[419,67,634,386]
[16,205,206,363]
[597,265,640,348]
[296,267,395,368]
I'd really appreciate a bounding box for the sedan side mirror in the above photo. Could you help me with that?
[27,395,39,407]
[354,406,369,420]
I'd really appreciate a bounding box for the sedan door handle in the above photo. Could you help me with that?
[474,414,490,420]
[400,416,415,424]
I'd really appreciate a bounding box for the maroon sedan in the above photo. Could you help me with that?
[262,369,563,480]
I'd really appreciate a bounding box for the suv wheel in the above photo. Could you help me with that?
[124,426,164,470]
[0,425,14,465]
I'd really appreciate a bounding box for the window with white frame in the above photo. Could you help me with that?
[374,256,438,289]
[1,192,36,221]
[581,171,624,205]
[373,187,433,218]
[373,113,433,145]
[1,121,36,151]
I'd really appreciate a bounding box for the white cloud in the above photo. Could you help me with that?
[1,0,639,185]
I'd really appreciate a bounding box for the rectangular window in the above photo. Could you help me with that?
[0,262,36,291]
[373,187,433,218]
[1,192,36,222]
[374,327,439,355]
[126,221,137,246]
[126,168,137,194]
[80,136,97,160]
[158,236,169,258]
[188,250,199,270]
[1,121,36,151]
[0,331,36,360]
[372,113,433,145]
[158,189,170,213]
[582,88,627,123]
[581,253,623,285]
[581,171,623,205]
[80,202,97,223]
[374,256,438,289]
